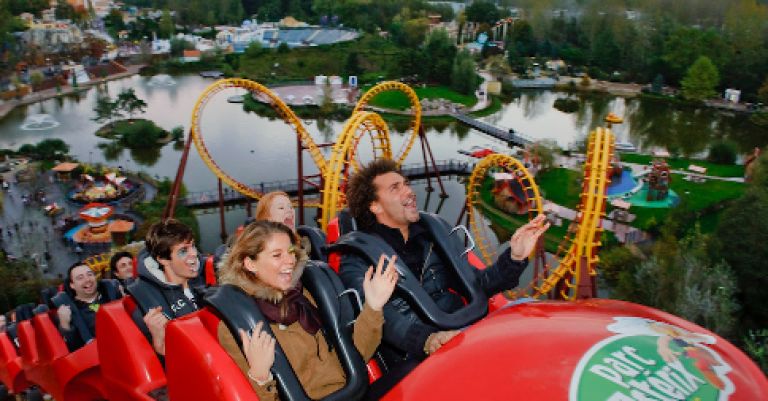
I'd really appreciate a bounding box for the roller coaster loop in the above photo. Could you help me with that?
[352,81,421,166]
[189,78,327,201]
[319,111,393,231]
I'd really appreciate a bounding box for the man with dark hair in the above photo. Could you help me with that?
[57,261,122,351]
[339,159,548,369]
[109,251,135,285]
[128,219,202,356]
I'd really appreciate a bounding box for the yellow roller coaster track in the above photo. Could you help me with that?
[84,252,111,274]
[353,81,421,166]
[466,128,614,301]
[189,78,327,202]
[319,111,392,230]
[466,154,544,265]
[527,127,614,300]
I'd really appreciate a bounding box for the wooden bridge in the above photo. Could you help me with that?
[183,159,471,208]
[452,113,532,147]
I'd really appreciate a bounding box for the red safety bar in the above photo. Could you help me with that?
[33,311,108,401]
[204,255,217,286]
[0,332,29,394]
[165,309,258,401]
[29,312,67,398]
[16,320,45,390]
[96,297,166,401]
[326,216,342,272]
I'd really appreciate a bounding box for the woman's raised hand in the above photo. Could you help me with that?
[240,321,275,383]
[362,254,399,311]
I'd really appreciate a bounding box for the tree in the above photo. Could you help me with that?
[681,56,719,101]
[55,2,76,21]
[33,139,70,160]
[159,9,174,39]
[116,120,166,149]
[92,94,122,127]
[707,140,737,165]
[244,41,266,59]
[451,49,477,95]
[170,38,195,57]
[662,27,728,85]
[465,0,500,25]
[758,75,768,105]
[714,151,768,332]
[486,55,510,82]
[610,228,739,338]
[422,28,456,85]
[509,20,536,57]
[116,88,147,118]
[344,52,363,77]
[29,71,44,91]
[401,18,429,48]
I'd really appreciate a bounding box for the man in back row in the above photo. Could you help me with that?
[57,262,122,351]
[339,159,549,371]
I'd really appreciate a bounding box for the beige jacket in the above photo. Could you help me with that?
[218,292,383,401]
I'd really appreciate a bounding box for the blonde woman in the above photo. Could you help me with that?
[217,221,398,400]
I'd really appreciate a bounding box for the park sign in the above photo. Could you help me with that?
[570,317,734,401]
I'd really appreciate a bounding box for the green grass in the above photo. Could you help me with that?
[536,168,583,209]
[620,153,745,177]
[469,96,502,118]
[624,178,745,233]
[475,176,569,254]
[363,85,477,110]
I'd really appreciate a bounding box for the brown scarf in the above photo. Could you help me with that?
[254,284,322,335]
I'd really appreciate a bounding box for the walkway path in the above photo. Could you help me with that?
[468,70,492,112]
[1,160,79,279]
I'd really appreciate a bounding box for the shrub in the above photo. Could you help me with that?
[553,98,580,113]
[115,120,166,148]
[708,140,737,165]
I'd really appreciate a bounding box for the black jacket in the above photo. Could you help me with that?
[338,213,527,364]
[126,249,203,354]
[57,280,122,352]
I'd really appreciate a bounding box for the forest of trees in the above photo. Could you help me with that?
[2,0,767,99]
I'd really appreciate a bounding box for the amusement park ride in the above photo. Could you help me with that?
[1,79,766,401]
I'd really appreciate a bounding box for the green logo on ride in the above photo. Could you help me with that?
[570,317,733,401]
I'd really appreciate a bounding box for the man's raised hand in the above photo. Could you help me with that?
[362,254,399,311]
[509,214,550,261]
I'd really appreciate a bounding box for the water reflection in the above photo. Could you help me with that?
[19,114,60,130]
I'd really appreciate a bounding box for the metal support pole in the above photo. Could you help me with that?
[419,126,448,198]
[163,128,194,220]
[576,255,595,299]
[297,135,305,226]
[420,129,433,192]
[455,203,467,227]
[218,178,227,243]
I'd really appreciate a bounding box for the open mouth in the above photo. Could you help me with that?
[284,216,295,227]
[403,196,417,210]
[278,268,293,283]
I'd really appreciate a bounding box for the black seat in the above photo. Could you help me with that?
[205,260,368,401]
[296,225,328,262]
